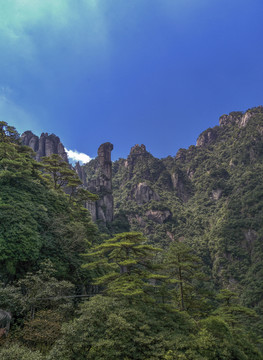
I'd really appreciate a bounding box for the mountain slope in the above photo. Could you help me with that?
[108,106,263,311]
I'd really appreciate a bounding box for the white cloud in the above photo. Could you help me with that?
[65,148,92,164]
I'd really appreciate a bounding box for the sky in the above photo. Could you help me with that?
[0,0,263,163]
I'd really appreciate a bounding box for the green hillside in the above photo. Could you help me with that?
[1,110,263,359]
[112,106,263,310]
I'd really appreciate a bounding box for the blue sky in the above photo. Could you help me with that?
[0,0,263,162]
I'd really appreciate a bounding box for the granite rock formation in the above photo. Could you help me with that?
[84,142,114,223]
[21,131,68,162]
[22,131,114,224]
[75,161,87,186]
[219,112,243,127]
[145,210,171,224]
[171,171,191,202]
[124,144,147,177]
[131,182,160,205]
[196,128,218,147]
[219,107,263,128]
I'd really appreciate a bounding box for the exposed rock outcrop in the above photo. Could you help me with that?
[98,142,113,183]
[129,144,147,156]
[171,171,191,202]
[145,210,171,224]
[22,132,114,224]
[131,182,160,205]
[124,144,165,184]
[219,112,243,127]
[75,161,87,186]
[125,144,147,175]
[21,131,68,162]
[242,229,257,255]
[21,131,39,151]
[186,168,195,180]
[219,107,263,128]
[85,142,114,223]
[239,112,253,128]
[196,128,217,147]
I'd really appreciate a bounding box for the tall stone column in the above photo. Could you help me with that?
[85,142,114,223]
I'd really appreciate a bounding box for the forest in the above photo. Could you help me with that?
[1,115,263,360]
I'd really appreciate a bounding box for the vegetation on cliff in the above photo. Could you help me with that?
[1,109,263,359]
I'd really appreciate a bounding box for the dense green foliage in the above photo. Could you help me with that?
[1,111,263,359]
[83,232,163,299]
[0,128,97,283]
[112,107,263,302]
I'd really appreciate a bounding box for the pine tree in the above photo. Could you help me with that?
[41,154,80,190]
[41,154,98,206]
[83,232,163,300]
[0,121,20,144]
[164,240,203,311]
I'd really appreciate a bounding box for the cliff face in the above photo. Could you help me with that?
[111,106,263,301]
[19,105,263,299]
[17,105,263,313]
[75,161,87,186]
[83,142,114,223]
[21,130,114,225]
[219,106,263,128]
[196,128,218,147]
[21,131,68,162]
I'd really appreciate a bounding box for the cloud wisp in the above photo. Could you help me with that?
[65,148,92,164]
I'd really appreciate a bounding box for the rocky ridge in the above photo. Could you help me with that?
[18,105,263,324]
[22,105,263,236]
[21,131,114,224]
[21,131,68,162]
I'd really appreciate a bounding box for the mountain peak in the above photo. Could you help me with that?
[129,144,147,155]
[219,105,263,128]
[21,131,68,162]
